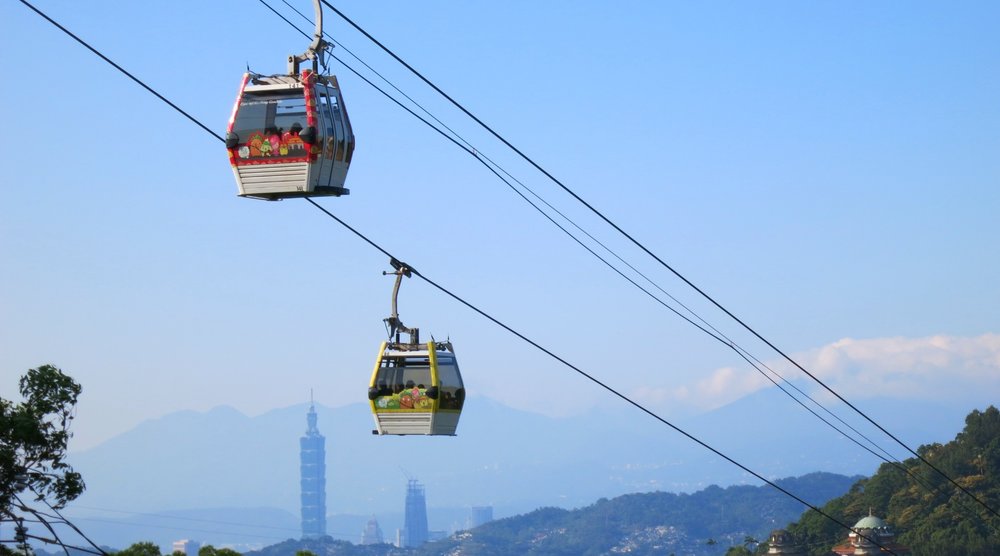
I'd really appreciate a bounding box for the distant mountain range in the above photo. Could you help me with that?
[64,387,970,549]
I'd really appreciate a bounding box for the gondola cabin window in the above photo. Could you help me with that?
[231,94,309,162]
[435,356,465,411]
[373,356,434,411]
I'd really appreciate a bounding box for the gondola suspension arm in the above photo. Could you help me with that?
[288,0,328,75]
[383,258,419,346]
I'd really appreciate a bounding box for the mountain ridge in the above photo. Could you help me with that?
[65,388,970,548]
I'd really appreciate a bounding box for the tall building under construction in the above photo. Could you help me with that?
[398,479,428,548]
[300,401,326,538]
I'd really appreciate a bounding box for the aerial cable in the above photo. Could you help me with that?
[12,492,108,556]
[63,506,368,542]
[69,504,303,534]
[303,198,897,556]
[62,515,312,542]
[38,499,108,556]
[15,4,894,545]
[16,1,218,142]
[261,0,928,474]
[13,0,990,541]
[320,0,1000,522]
[264,0,768,359]
[23,0,995,534]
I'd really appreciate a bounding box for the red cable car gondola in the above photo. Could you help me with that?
[225,0,354,200]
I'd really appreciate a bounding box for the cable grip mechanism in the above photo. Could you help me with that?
[383,258,419,347]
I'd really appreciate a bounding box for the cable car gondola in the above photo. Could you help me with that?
[225,0,355,200]
[368,261,465,435]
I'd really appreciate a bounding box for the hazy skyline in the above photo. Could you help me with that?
[2,1,999,456]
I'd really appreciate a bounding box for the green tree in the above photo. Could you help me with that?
[787,406,1000,556]
[115,542,162,556]
[1,365,84,518]
[199,546,241,556]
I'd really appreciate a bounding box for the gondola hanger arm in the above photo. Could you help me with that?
[288,0,329,75]
[383,260,419,346]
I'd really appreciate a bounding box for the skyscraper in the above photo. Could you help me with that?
[466,506,494,529]
[399,479,428,548]
[360,515,384,545]
[300,401,326,539]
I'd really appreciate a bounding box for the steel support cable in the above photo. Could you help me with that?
[14,4,892,546]
[320,34,922,475]
[68,505,302,534]
[3,2,965,549]
[61,515,305,541]
[320,0,1000,522]
[255,7,999,535]
[63,506,361,541]
[258,2,891,461]
[13,494,106,556]
[302,198,897,556]
[9,0,968,544]
[258,3,950,488]
[16,1,216,141]
[291,0,893,466]
[39,499,113,556]
[21,498,105,555]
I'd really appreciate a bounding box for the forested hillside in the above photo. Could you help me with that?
[245,408,1000,556]
[418,472,857,556]
[786,406,1000,555]
[243,473,856,556]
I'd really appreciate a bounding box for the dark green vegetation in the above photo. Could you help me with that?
[422,472,856,556]
[787,406,1000,556]
[247,538,402,556]
[2,365,91,556]
[111,543,242,556]
[1,365,85,518]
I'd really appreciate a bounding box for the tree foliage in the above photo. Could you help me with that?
[115,542,164,556]
[200,546,241,556]
[1,365,84,516]
[787,406,1000,556]
[421,473,857,556]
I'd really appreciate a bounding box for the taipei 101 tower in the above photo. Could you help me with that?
[300,397,326,538]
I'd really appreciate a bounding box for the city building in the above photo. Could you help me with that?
[397,479,429,548]
[830,512,911,555]
[360,515,384,545]
[765,529,803,555]
[300,400,326,539]
[466,505,494,530]
[171,539,200,556]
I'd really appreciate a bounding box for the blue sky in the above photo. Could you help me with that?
[2,1,999,453]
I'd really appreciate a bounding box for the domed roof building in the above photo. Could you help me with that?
[830,511,911,555]
[766,529,804,555]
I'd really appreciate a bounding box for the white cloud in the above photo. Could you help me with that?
[631,365,772,412]
[634,333,1000,412]
[800,333,1000,402]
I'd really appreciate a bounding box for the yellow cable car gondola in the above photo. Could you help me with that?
[225,0,354,200]
[368,260,465,435]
